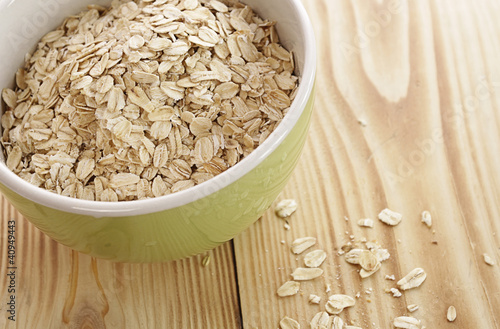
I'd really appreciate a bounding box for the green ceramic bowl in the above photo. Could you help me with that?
[0,0,316,262]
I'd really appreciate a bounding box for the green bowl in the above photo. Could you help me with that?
[0,0,316,262]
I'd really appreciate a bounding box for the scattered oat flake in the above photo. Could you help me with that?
[291,237,317,254]
[280,316,300,329]
[390,288,402,297]
[421,210,432,227]
[483,253,495,266]
[360,262,381,278]
[326,284,332,293]
[374,248,391,262]
[304,250,327,268]
[345,249,363,265]
[277,281,300,297]
[397,268,427,290]
[341,242,353,253]
[331,316,344,329]
[201,255,210,267]
[393,316,421,329]
[308,294,321,304]
[447,306,457,322]
[310,312,330,328]
[284,223,291,231]
[345,326,362,329]
[364,241,380,251]
[291,267,323,281]
[385,274,396,281]
[325,294,356,315]
[275,199,298,218]
[357,218,374,228]
[407,304,419,312]
[378,208,403,226]
[358,250,379,272]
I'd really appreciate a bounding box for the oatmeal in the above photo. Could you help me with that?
[1,0,299,201]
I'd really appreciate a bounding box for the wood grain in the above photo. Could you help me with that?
[0,195,241,329]
[2,0,500,328]
[235,0,500,328]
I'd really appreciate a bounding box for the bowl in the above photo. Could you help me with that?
[0,0,316,262]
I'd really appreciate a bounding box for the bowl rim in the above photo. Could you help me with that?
[0,0,317,217]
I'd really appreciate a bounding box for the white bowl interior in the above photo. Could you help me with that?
[0,0,316,216]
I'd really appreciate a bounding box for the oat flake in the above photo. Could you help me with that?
[304,250,327,268]
[280,316,300,329]
[325,294,355,315]
[393,316,421,329]
[378,208,403,226]
[397,268,427,290]
[308,294,321,304]
[407,304,419,313]
[421,210,432,227]
[483,253,495,266]
[277,281,300,297]
[447,306,457,322]
[291,237,317,255]
[275,199,298,218]
[291,267,323,281]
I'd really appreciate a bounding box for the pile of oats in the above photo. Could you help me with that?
[343,240,391,278]
[1,0,299,201]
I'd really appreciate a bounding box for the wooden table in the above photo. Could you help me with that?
[2,0,500,328]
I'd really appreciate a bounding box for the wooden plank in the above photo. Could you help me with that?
[0,195,241,328]
[234,0,500,328]
[2,0,500,328]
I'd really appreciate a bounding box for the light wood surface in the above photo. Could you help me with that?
[2,0,500,328]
